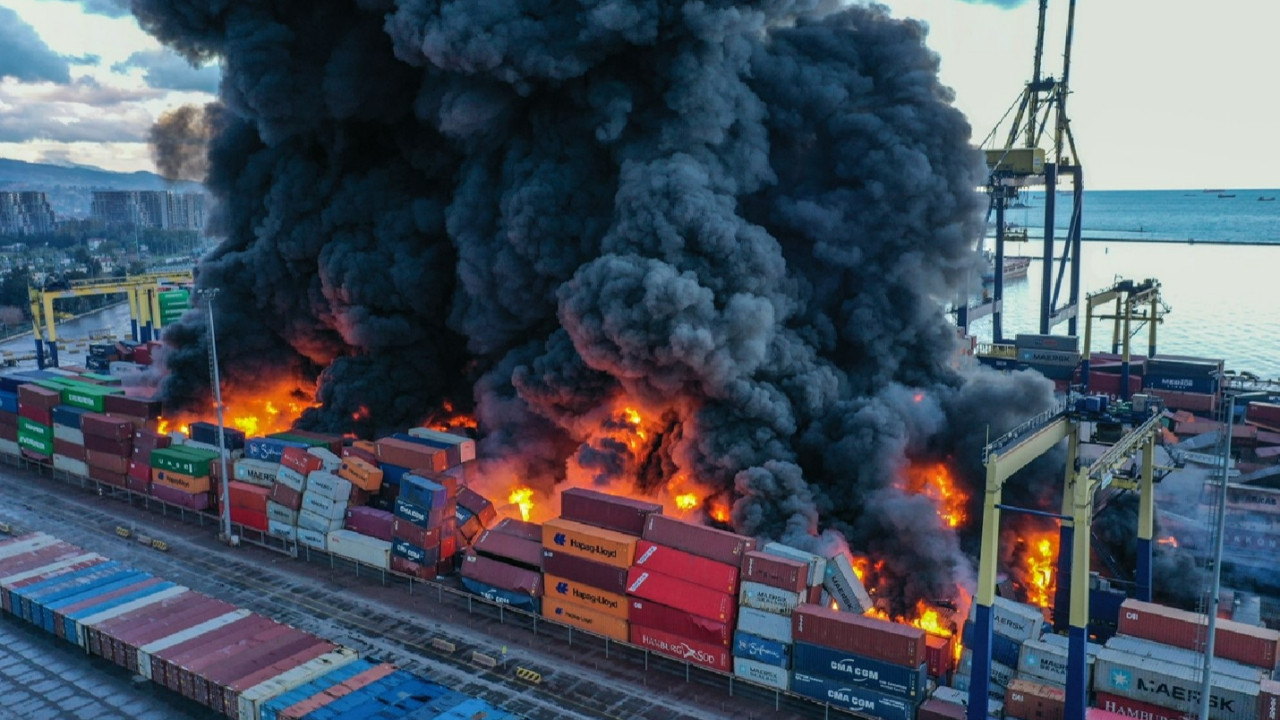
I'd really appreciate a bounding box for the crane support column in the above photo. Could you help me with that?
[1148,292,1158,357]
[966,460,1003,720]
[1121,294,1133,400]
[1135,437,1156,602]
[1040,163,1057,335]
[1067,166,1083,336]
[127,287,140,341]
[1053,432,1079,633]
[994,197,1006,343]
[1065,464,1091,720]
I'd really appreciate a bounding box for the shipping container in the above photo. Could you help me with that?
[559,488,661,536]
[792,641,927,700]
[297,527,328,551]
[734,657,789,691]
[641,514,755,566]
[217,641,339,719]
[276,662,397,720]
[71,584,190,650]
[95,595,228,670]
[198,634,327,711]
[245,437,309,464]
[1017,637,1095,687]
[258,659,375,720]
[1259,679,1279,720]
[1092,692,1190,720]
[628,598,732,647]
[541,596,629,642]
[969,595,1048,644]
[924,634,953,678]
[305,471,352,502]
[543,573,629,619]
[737,606,793,644]
[1015,334,1080,352]
[732,630,790,668]
[935,684,1004,717]
[541,549,628,595]
[459,550,541,597]
[742,551,808,593]
[390,555,437,581]
[917,698,966,720]
[374,437,446,472]
[630,624,732,672]
[1105,634,1267,683]
[631,539,739,595]
[300,490,348,521]
[343,506,394,542]
[542,517,637,569]
[1118,598,1280,669]
[337,456,383,493]
[472,530,540,571]
[761,543,828,587]
[140,611,262,682]
[390,538,438,566]
[1005,677,1066,720]
[1092,646,1259,720]
[488,517,542,542]
[626,567,735,624]
[229,481,270,513]
[739,580,803,616]
[391,518,440,550]
[406,427,476,465]
[823,553,874,614]
[326,530,392,569]
[792,604,925,668]
[456,487,497,527]
[789,671,916,720]
[960,620,1023,668]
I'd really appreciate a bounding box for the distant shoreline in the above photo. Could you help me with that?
[1001,235,1280,247]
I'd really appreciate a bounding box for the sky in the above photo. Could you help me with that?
[0,0,1276,190]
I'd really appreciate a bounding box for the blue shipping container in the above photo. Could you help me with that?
[244,437,309,463]
[399,689,468,719]
[733,631,791,668]
[394,497,449,530]
[960,619,1023,669]
[11,559,114,620]
[459,577,540,613]
[305,671,411,720]
[380,463,409,486]
[399,476,447,513]
[790,672,917,720]
[423,698,521,720]
[41,571,151,632]
[791,642,926,700]
[391,538,440,566]
[51,404,87,429]
[1142,373,1217,394]
[260,659,374,720]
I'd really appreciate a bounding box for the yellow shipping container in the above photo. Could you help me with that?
[542,574,629,620]
[337,457,383,492]
[151,467,211,493]
[541,517,637,569]
[541,596,630,642]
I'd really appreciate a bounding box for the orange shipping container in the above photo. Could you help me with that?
[541,517,637,569]
[151,467,211,494]
[337,457,383,492]
[542,573,629,619]
[542,596,629,642]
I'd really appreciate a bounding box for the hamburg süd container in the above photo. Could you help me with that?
[1093,692,1192,720]
[792,603,926,668]
[629,624,732,672]
[640,514,755,566]
[489,517,542,542]
[628,598,732,647]
[460,550,542,597]
[632,540,739,595]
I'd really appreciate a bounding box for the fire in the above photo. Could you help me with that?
[709,499,730,524]
[903,462,968,529]
[425,400,478,432]
[675,493,699,511]
[352,405,371,422]
[1022,531,1058,608]
[1157,535,1178,548]
[509,487,535,522]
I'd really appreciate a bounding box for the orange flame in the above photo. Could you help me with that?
[709,499,730,524]
[352,405,371,422]
[1157,535,1178,548]
[904,461,968,529]
[509,487,534,522]
[1022,531,1058,608]
[426,400,478,431]
[155,379,314,440]
[675,493,699,511]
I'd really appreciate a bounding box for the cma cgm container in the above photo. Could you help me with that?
[791,641,927,700]
[1092,647,1259,720]
[792,604,926,668]
[1118,598,1280,669]
[559,488,661,536]
[790,671,916,720]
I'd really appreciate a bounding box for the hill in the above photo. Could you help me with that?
[0,158,204,218]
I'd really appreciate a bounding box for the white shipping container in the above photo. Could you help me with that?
[275,466,306,492]
[761,542,827,588]
[739,581,803,616]
[1093,647,1260,720]
[0,438,20,456]
[109,361,147,376]
[52,425,84,445]
[1105,635,1267,683]
[407,427,477,463]
[936,683,1004,717]
[136,608,253,679]
[0,533,58,561]
[958,649,1016,688]
[297,527,327,551]
[305,472,352,502]
[75,585,189,649]
[306,447,342,472]
[737,606,793,643]
[734,657,789,691]
[300,492,347,521]
[297,509,344,534]
[823,553,873,614]
[267,519,296,542]
[237,647,360,720]
[1017,638,1096,687]
[234,459,279,488]
[326,530,391,569]
[1,552,100,584]
[968,596,1046,644]
[52,455,89,477]
[265,500,298,525]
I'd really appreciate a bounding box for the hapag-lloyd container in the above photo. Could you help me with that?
[640,514,755,566]
[543,573,628,619]
[1092,646,1260,720]
[542,517,637,569]
[337,457,382,493]
[737,606,793,643]
[738,581,803,616]
[732,630,790,668]
[1004,677,1066,720]
[630,624,731,672]
[792,603,926,668]
[628,598,731,647]
[474,530,542,570]
[626,567,736,623]
[1118,598,1280,669]
[733,657,789,691]
[792,641,927,700]
[541,549,628,595]
[541,596,629,642]
[632,540,739,595]
[1093,692,1191,720]
[742,551,808,593]
[559,488,661,536]
[789,671,916,720]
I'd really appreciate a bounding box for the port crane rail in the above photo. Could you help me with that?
[969,393,1163,720]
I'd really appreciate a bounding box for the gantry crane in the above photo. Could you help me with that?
[967,394,1164,720]
[1079,278,1168,398]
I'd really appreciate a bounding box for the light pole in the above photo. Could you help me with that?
[198,287,235,545]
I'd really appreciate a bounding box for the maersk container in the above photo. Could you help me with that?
[541,549,627,595]
[626,567,735,624]
[297,509,343,535]
[300,491,348,521]
[305,472,352,502]
[792,641,927,700]
[631,624,732,672]
[267,500,299,526]
[641,514,755,566]
[790,671,916,720]
[742,551,808,593]
[967,595,1047,644]
[732,630,790,668]
[237,648,361,720]
[792,604,925,668]
[739,580,803,616]
[823,553,873,614]
[326,530,391,569]
[628,598,732,647]
[259,659,375,720]
[1093,691,1188,720]
[958,649,1015,688]
[72,583,187,649]
[737,606,793,644]
[734,657,789,691]
[632,540,739,595]
[1092,646,1259,720]
[235,459,280,488]
[960,620,1022,668]
[1118,598,1280,669]
[268,519,297,542]
[275,466,307,493]
[1105,634,1267,683]
[1017,637,1096,687]
[297,527,328,551]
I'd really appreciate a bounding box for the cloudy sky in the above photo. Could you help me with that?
[0,0,1276,190]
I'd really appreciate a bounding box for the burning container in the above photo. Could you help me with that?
[474,529,542,572]
[560,488,662,536]
[822,553,873,614]
[792,604,926,668]
[640,514,754,566]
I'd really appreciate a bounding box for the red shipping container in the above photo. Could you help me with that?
[281,446,322,475]
[633,540,739,595]
[1005,677,1066,720]
[81,412,134,440]
[391,518,440,549]
[924,634,954,678]
[1117,598,1280,669]
[641,514,755,567]
[391,555,437,581]
[490,517,542,542]
[344,507,394,542]
[229,481,270,513]
[792,603,926,668]
[269,482,303,511]
[460,550,542,596]
[341,442,378,465]
[282,430,343,456]
[18,384,60,410]
[410,469,458,497]
[87,463,127,487]
[560,488,661,536]
[155,616,274,691]
[741,551,807,593]
[53,438,85,461]
[133,428,172,452]
[92,593,211,666]
[151,482,211,510]
[917,699,966,720]
[1260,679,1279,720]
[0,422,15,442]
[83,433,131,455]
[1093,693,1185,720]
[542,549,628,595]
[230,507,269,531]
[125,465,150,494]
[625,567,735,624]
[200,633,325,710]
[628,598,731,647]
[19,404,52,425]
[103,394,161,418]
[474,530,542,570]
[21,448,50,462]
[440,532,457,560]
[374,438,447,472]
[217,641,335,716]
[629,625,731,673]
[85,449,130,474]
[456,487,497,526]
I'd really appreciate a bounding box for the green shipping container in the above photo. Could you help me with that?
[58,382,124,412]
[267,432,326,448]
[17,431,53,456]
[17,417,51,440]
[150,446,220,476]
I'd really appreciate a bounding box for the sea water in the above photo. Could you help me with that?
[969,189,1280,379]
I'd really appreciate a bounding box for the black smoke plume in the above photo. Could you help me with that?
[148,103,217,182]
[136,0,1062,609]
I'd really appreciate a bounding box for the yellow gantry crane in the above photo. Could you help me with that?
[27,270,194,368]
[968,396,1163,720]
